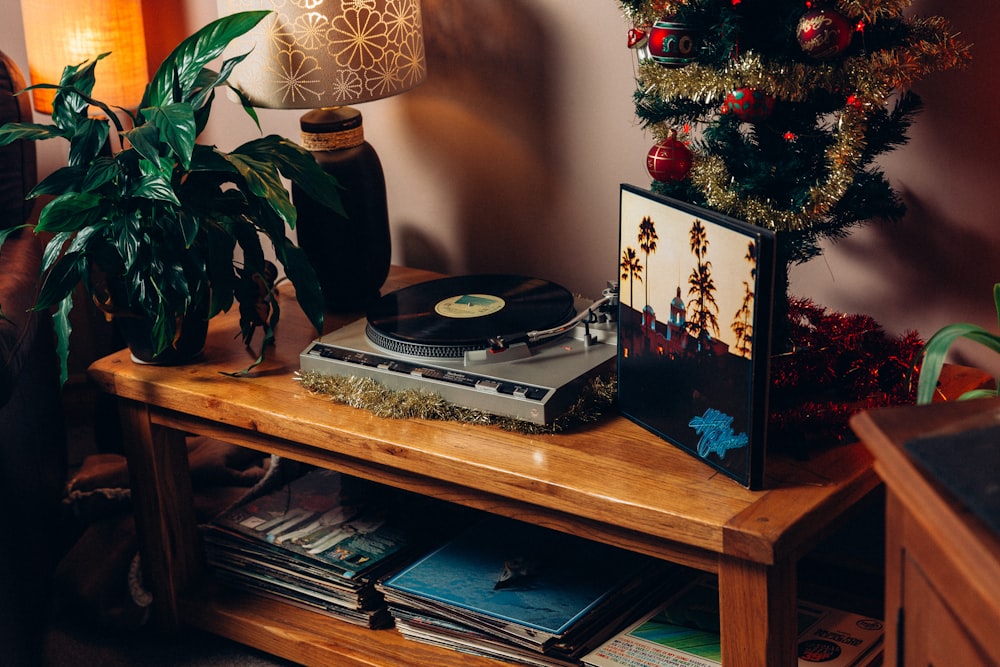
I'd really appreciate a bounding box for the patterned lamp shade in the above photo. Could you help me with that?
[19,0,148,114]
[217,0,426,109]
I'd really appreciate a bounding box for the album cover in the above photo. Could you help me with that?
[617,185,775,489]
[379,514,667,653]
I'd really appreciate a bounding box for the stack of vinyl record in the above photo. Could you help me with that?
[378,515,683,667]
[202,469,421,628]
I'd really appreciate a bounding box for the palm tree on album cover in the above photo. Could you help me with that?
[620,246,643,308]
[637,215,658,309]
[685,218,719,350]
[731,240,758,358]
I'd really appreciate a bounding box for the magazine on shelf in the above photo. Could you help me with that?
[379,514,684,662]
[204,469,413,581]
[202,468,456,628]
[390,607,581,667]
[582,574,884,667]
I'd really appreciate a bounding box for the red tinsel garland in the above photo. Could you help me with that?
[768,297,923,453]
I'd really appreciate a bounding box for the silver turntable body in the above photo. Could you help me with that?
[299,307,617,425]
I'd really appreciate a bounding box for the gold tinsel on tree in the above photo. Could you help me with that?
[619,0,970,247]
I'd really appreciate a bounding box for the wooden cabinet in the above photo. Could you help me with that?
[90,266,883,667]
[852,399,1000,666]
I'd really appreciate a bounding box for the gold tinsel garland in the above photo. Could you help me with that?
[296,371,618,435]
[625,1,971,233]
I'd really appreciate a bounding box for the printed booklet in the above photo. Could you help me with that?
[583,574,884,667]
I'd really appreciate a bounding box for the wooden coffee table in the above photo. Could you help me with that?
[89,265,883,666]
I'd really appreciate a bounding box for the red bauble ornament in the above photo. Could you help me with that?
[724,88,775,122]
[796,8,854,59]
[648,18,699,68]
[646,136,692,182]
[627,26,648,49]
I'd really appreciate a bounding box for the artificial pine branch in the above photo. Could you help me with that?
[617,0,970,250]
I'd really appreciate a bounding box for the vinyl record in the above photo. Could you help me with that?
[366,274,577,358]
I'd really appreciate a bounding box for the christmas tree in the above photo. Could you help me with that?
[616,0,970,449]
[618,0,970,266]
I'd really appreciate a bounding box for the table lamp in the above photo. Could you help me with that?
[19,0,148,115]
[217,0,427,312]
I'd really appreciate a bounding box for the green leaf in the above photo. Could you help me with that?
[132,160,181,205]
[112,211,143,272]
[224,152,297,227]
[36,193,103,233]
[40,232,74,274]
[35,252,85,311]
[238,136,345,218]
[81,157,119,193]
[226,84,261,132]
[205,223,237,318]
[994,283,1000,330]
[150,303,177,357]
[188,144,236,173]
[0,224,26,246]
[140,104,197,169]
[53,294,74,386]
[959,388,999,401]
[277,239,324,334]
[917,321,1000,404]
[177,209,199,249]
[64,225,102,256]
[121,125,165,171]
[31,166,87,198]
[187,50,251,112]
[144,11,270,108]
[233,220,266,272]
[50,56,104,132]
[0,122,68,146]
[68,117,111,167]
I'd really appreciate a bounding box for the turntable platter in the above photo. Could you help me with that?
[365,274,577,359]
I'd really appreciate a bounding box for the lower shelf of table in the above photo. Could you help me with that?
[180,583,506,667]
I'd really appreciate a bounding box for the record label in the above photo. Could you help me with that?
[434,294,506,319]
[366,274,577,359]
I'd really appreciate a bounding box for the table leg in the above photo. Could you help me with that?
[718,555,797,666]
[119,398,202,632]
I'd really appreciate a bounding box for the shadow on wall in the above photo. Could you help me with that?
[795,0,1000,351]
[393,0,555,275]
[835,192,998,329]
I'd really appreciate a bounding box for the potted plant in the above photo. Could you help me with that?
[916,283,1000,404]
[0,10,343,378]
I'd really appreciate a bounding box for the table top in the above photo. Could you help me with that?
[89,266,878,570]
[851,397,1000,655]
[851,398,1000,573]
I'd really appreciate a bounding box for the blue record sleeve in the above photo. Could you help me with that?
[381,515,656,637]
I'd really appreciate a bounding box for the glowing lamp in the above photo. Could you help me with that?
[19,0,148,114]
[217,0,427,311]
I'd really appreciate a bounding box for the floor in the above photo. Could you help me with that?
[39,389,295,667]
[43,614,293,667]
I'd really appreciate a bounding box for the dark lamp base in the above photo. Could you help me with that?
[293,106,391,313]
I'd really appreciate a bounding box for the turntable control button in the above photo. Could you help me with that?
[380,361,408,373]
[475,380,501,392]
[517,386,549,401]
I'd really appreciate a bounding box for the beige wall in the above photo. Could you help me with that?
[4,0,998,372]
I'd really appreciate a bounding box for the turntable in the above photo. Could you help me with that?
[299,274,618,425]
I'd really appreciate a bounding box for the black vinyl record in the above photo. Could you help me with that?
[366,274,577,358]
